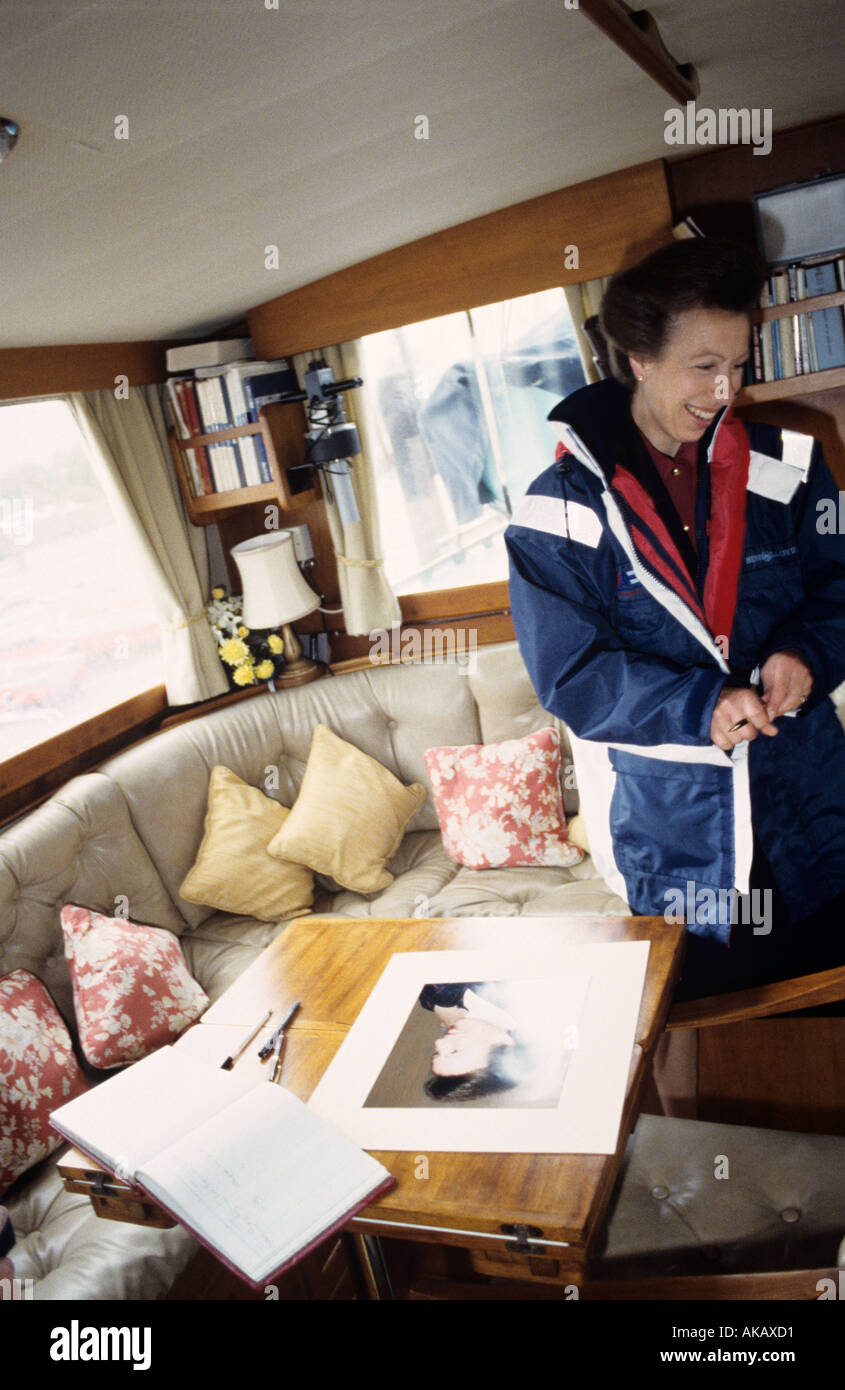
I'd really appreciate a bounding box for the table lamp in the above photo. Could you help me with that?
[230,531,326,688]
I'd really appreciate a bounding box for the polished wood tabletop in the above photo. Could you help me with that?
[199,914,685,1273]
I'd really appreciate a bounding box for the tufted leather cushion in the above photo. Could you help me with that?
[5,1152,197,1300]
[592,1114,845,1277]
[0,775,189,1027]
[0,643,622,1298]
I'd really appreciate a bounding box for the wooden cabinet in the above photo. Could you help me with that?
[168,399,319,526]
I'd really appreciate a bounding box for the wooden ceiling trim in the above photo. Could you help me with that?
[248,159,673,358]
[0,341,169,403]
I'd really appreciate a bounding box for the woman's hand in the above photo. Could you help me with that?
[709,686,779,750]
[710,651,814,749]
[760,649,814,719]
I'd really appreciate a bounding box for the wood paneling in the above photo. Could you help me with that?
[327,612,515,667]
[665,112,845,242]
[697,1018,845,1136]
[0,686,167,825]
[248,161,673,357]
[0,341,169,401]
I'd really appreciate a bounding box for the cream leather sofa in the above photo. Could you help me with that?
[1,644,629,1299]
[3,643,843,1299]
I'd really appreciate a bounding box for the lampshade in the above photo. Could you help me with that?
[230,531,320,629]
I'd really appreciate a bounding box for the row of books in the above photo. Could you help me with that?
[165,356,299,497]
[749,257,845,383]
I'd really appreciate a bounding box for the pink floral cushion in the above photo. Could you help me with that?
[60,905,209,1069]
[423,727,585,870]
[0,970,90,1194]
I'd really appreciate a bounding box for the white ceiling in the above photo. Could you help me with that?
[0,0,842,348]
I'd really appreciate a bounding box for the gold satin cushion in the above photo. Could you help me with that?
[267,724,427,893]
[179,766,314,922]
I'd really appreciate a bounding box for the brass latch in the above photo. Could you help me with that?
[500,1222,547,1254]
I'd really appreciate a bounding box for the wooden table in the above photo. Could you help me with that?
[193,913,685,1289]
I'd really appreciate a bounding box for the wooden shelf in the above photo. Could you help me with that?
[752,288,845,323]
[738,364,845,403]
[169,401,319,526]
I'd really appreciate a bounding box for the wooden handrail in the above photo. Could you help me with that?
[666,962,845,1030]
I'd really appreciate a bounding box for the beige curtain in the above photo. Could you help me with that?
[293,344,400,636]
[564,276,611,383]
[66,388,228,704]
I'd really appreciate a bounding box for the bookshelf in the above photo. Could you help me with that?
[741,287,845,401]
[168,400,319,526]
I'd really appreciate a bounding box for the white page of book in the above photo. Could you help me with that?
[138,1082,389,1284]
[50,1046,253,1178]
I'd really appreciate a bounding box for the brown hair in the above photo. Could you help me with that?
[599,239,767,387]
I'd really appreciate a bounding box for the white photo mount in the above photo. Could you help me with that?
[308,940,650,1154]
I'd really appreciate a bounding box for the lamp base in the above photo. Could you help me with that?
[274,622,329,687]
[273,656,328,688]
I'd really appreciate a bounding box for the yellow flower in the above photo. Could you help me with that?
[211,587,225,600]
[255,660,274,680]
[218,637,250,666]
[232,662,257,686]
[238,625,250,637]
[267,633,284,654]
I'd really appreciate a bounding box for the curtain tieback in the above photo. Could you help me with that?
[335,553,384,569]
[164,611,208,632]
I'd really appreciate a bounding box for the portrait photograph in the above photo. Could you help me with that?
[364,975,586,1110]
[309,940,650,1153]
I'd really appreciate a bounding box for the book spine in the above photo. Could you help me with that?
[174,380,213,493]
[215,377,247,487]
[225,369,262,486]
[810,306,845,369]
[751,323,763,382]
[771,319,782,379]
[760,321,774,381]
[242,379,272,482]
[779,315,796,378]
[787,264,799,302]
[798,312,810,374]
[804,261,838,296]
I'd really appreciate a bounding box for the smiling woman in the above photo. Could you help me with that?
[506,238,845,1002]
[0,399,164,761]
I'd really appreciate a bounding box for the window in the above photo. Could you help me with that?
[0,399,164,760]
[359,288,587,596]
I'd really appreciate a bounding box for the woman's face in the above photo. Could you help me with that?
[430,1016,513,1077]
[629,307,750,457]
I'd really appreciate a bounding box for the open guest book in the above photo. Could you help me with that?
[50,1046,393,1288]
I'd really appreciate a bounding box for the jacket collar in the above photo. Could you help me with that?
[547,377,726,486]
[548,378,725,582]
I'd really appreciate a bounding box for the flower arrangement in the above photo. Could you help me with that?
[206,587,286,687]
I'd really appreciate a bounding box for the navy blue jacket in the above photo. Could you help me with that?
[505,379,845,940]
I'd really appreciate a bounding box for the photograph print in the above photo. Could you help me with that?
[364,975,587,1110]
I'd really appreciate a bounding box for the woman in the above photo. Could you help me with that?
[419,982,524,1102]
[505,239,845,998]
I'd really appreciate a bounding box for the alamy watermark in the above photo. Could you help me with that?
[664,880,772,934]
[0,1275,34,1299]
[664,102,772,156]
[0,496,34,546]
[369,625,478,673]
[817,492,845,534]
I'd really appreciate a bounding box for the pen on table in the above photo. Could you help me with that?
[268,1000,301,1085]
[220,1008,272,1070]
